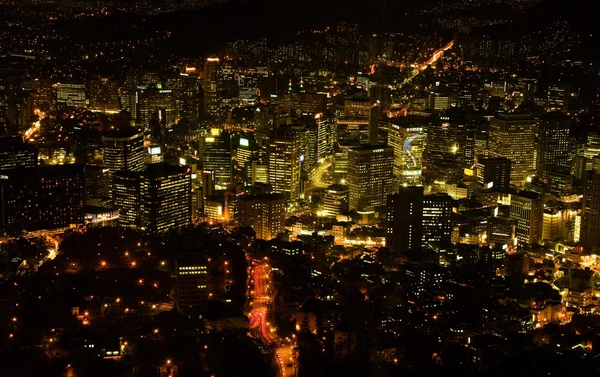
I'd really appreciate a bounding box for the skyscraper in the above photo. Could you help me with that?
[83,165,111,202]
[336,98,378,146]
[89,77,120,114]
[0,136,38,170]
[476,158,511,189]
[0,164,84,231]
[323,184,349,218]
[238,193,286,240]
[200,131,232,189]
[387,121,424,183]
[422,194,453,246]
[203,57,221,118]
[581,171,600,248]
[175,257,209,313]
[386,186,424,253]
[101,129,145,172]
[423,114,473,185]
[266,126,304,201]
[317,113,336,160]
[536,112,571,180]
[111,170,141,228]
[139,163,191,233]
[112,163,191,231]
[510,191,543,245]
[347,145,393,210]
[487,113,536,185]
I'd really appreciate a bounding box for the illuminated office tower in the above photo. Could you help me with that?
[386,186,424,252]
[476,158,511,189]
[200,170,216,197]
[56,82,86,107]
[284,92,327,118]
[140,163,191,233]
[216,61,239,108]
[487,113,536,186]
[427,89,454,111]
[251,161,268,185]
[422,194,453,245]
[582,171,600,248]
[336,98,378,146]
[323,184,349,218]
[149,108,167,146]
[180,74,201,130]
[266,126,304,201]
[510,191,543,245]
[0,136,38,170]
[347,145,393,210]
[238,193,286,240]
[199,131,232,188]
[101,129,145,172]
[387,122,424,182]
[317,113,336,160]
[83,165,110,202]
[175,258,209,313]
[536,112,571,180]
[89,77,120,113]
[137,87,176,128]
[0,164,84,231]
[111,170,140,228]
[423,117,466,185]
[235,136,258,184]
[547,85,566,112]
[203,57,221,118]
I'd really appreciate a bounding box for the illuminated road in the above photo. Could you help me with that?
[247,261,296,377]
[23,109,45,139]
[399,40,454,87]
[308,157,333,189]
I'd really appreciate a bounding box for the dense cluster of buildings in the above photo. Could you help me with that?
[3,0,600,375]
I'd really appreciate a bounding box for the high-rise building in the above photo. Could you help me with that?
[582,171,600,248]
[101,129,145,172]
[510,191,543,245]
[238,193,286,240]
[386,186,424,253]
[422,194,453,246]
[89,77,120,113]
[111,163,191,231]
[200,131,232,189]
[336,98,378,146]
[235,136,258,184]
[203,57,221,118]
[536,112,571,180]
[111,170,140,228]
[180,73,201,130]
[139,163,191,233]
[323,184,349,218]
[0,165,84,231]
[0,136,38,170]
[266,126,304,200]
[347,145,393,210]
[175,257,209,313]
[137,87,176,128]
[56,82,86,107]
[149,108,167,145]
[317,113,336,160]
[476,158,511,189]
[423,113,476,185]
[488,113,536,185]
[83,165,110,202]
[284,92,327,118]
[387,122,424,182]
